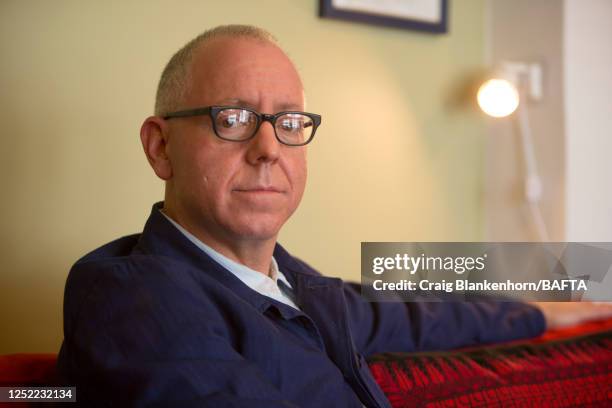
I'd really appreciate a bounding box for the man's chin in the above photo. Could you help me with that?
[223,216,285,242]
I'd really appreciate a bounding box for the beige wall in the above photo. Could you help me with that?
[0,0,486,353]
[485,0,612,242]
[484,0,566,241]
[564,0,612,241]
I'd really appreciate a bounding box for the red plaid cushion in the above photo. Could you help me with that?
[368,319,612,408]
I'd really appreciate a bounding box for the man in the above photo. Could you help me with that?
[58,25,612,407]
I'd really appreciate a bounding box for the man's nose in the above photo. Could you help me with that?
[245,120,280,164]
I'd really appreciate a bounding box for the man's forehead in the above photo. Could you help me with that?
[186,37,305,110]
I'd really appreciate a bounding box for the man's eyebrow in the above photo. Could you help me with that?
[276,102,304,111]
[217,98,304,112]
[218,98,254,108]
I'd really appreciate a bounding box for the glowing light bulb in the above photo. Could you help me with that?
[477,79,520,118]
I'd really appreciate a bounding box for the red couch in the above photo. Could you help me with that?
[2,318,611,407]
[369,318,612,407]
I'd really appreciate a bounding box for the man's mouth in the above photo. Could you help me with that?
[233,186,285,194]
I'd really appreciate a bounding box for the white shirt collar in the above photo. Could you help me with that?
[159,210,298,309]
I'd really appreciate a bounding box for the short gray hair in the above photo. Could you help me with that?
[154,25,278,117]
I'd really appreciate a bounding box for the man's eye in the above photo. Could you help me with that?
[280,119,304,132]
[221,115,239,128]
[219,110,255,129]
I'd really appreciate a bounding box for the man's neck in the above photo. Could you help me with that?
[161,206,277,276]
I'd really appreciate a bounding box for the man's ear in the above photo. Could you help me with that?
[140,116,172,180]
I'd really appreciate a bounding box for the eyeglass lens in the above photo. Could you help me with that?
[214,108,314,145]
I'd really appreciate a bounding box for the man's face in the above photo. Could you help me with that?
[164,37,307,246]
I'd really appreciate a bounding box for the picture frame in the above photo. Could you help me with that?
[319,0,449,34]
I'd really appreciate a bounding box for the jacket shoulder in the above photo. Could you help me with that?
[62,235,228,337]
[73,233,141,266]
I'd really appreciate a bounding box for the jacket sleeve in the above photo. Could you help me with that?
[58,261,301,408]
[342,282,546,357]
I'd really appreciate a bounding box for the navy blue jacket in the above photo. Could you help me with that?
[58,203,546,407]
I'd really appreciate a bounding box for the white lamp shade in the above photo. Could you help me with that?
[477,78,520,118]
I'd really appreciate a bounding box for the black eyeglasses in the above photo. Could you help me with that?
[163,106,322,146]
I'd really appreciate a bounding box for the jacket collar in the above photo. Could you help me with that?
[134,202,336,319]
